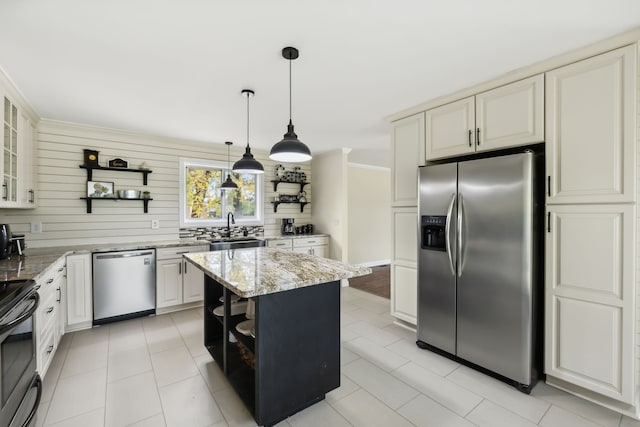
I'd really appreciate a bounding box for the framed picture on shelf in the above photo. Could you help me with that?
[87,181,114,198]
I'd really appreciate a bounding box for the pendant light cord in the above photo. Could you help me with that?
[246,93,250,148]
[289,57,292,122]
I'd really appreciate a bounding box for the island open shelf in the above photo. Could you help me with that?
[203,275,340,427]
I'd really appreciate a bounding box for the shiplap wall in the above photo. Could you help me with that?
[0,119,311,248]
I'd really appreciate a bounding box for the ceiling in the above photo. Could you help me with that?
[1,1,639,167]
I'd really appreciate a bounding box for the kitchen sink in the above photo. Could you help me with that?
[209,237,265,251]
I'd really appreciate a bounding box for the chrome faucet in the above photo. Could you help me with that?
[226,212,235,238]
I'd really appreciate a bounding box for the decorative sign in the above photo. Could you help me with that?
[108,158,128,168]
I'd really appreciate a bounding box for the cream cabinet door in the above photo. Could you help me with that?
[392,113,425,206]
[476,74,544,152]
[19,112,36,207]
[391,207,418,324]
[312,245,328,258]
[182,258,204,303]
[546,45,636,204]
[545,204,635,403]
[425,97,475,160]
[1,94,20,206]
[156,259,182,308]
[66,254,92,327]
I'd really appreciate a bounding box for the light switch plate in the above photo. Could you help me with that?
[30,222,42,233]
[151,219,160,229]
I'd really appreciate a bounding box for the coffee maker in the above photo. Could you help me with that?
[0,224,26,259]
[281,218,295,235]
[0,224,11,259]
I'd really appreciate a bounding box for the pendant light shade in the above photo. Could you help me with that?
[221,141,238,190]
[269,46,312,163]
[233,89,264,174]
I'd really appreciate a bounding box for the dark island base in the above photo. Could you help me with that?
[204,277,341,427]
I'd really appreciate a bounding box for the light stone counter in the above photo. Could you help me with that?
[0,239,210,282]
[185,247,371,298]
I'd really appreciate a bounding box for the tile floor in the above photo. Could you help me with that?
[36,286,640,427]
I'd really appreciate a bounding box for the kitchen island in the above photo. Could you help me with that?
[184,248,371,427]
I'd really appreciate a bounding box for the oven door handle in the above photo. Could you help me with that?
[20,374,42,427]
[0,293,39,336]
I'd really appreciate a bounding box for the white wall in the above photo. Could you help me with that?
[311,149,350,262]
[347,163,390,266]
[0,119,311,247]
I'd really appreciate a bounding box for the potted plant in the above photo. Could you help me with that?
[142,190,151,199]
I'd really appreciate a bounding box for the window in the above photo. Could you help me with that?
[179,157,263,227]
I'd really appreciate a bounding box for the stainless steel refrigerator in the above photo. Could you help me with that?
[417,151,542,392]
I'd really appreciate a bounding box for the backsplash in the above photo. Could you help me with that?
[179,226,264,240]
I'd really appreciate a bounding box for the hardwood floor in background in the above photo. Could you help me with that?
[348,265,390,299]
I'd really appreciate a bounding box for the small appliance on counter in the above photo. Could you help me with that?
[0,224,10,259]
[281,218,295,235]
[0,224,27,259]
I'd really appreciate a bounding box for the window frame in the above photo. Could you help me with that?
[179,157,263,228]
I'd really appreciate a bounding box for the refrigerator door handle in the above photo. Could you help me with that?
[444,193,456,276]
[457,193,464,277]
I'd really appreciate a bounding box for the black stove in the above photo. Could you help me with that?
[0,280,36,318]
[0,278,40,427]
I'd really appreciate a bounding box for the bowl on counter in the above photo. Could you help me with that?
[117,189,141,199]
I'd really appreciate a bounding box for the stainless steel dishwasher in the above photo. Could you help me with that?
[92,249,156,325]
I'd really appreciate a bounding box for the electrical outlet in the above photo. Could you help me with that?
[30,222,42,233]
[151,219,160,229]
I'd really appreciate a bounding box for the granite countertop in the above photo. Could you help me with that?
[184,248,371,298]
[0,239,210,282]
[265,234,329,240]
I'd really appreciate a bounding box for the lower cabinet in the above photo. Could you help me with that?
[156,245,208,309]
[545,204,635,405]
[267,236,329,258]
[391,207,418,325]
[35,258,66,378]
[66,253,93,330]
[292,236,329,257]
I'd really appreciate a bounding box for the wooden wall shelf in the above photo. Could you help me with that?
[80,197,153,213]
[270,201,308,213]
[80,165,152,185]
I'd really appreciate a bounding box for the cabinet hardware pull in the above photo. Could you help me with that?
[56,287,61,302]
[46,279,54,284]
[47,307,54,314]
[58,267,64,272]
[175,250,190,254]
[2,183,6,201]
[547,176,551,197]
[476,128,480,145]
[28,189,35,203]
[47,345,54,353]
[178,262,182,275]
[468,130,472,147]
[184,261,187,274]
[547,212,551,233]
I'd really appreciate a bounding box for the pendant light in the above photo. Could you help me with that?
[233,89,264,174]
[269,46,312,163]
[220,141,238,190]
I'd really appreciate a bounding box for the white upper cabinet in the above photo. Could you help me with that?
[475,74,544,152]
[0,91,37,208]
[425,97,475,159]
[19,112,36,206]
[546,45,636,204]
[426,74,544,160]
[391,112,425,206]
[1,95,19,206]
